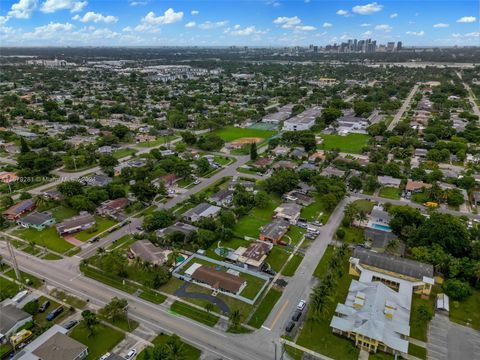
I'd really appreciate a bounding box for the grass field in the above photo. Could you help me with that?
[0,276,21,301]
[320,133,369,154]
[70,321,124,360]
[214,127,276,142]
[351,199,375,213]
[4,269,42,288]
[138,334,201,360]
[112,148,136,159]
[170,301,219,327]
[136,136,178,148]
[75,217,117,241]
[139,290,167,304]
[281,253,304,276]
[450,288,480,330]
[313,245,334,278]
[14,226,74,253]
[379,187,401,200]
[266,246,291,273]
[409,343,427,360]
[50,289,87,309]
[336,226,365,244]
[410,293,435,341]
[233,196,281,238]
[32,296,70,328]
[248,289,282,328]
[300,195,332,223]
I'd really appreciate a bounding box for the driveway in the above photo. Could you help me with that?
[175,282,230,314]
[427,313,480,360]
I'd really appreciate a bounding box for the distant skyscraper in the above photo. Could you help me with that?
[397,41,402,51]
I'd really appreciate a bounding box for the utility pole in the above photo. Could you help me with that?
[5,236,23,283]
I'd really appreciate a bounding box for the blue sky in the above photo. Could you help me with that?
[0,0,478,46]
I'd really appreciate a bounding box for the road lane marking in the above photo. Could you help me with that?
[269,299,289,330]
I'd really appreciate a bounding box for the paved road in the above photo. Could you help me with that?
[427,313,480,360]
[355,193,480,220]
[387,84,419,131]
[264,196,351,337]
[456,71,480,118]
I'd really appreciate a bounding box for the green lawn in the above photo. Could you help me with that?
[51,206,78,221]
[100,315,139,332]
[233,198,281,239]
[50,289,87,309]
[320,133,369,154]
[313,245,334,278]
[214,127,276,142]
[336,226,365,244]
[70,321,124,360]
[14,226,74,253]
[205,237,250,260]
[296,257,358,360]
[80,264,139,294]
[284,227,305,246]
[409,343,427,360]
[170,301,219,327]
[42,252,63,260]
[112,148,136,159]
[379,187,401,200]
[139,290,167,304]
[75,217,117,241]
[281,253,304,276]
[4,269,42,288]
[239,272,267,300]
[32,296,70,328]
[248,289,282,328]
[351,199,375,213]
[410,293,435,341]
[450,288,480,330]
[0,276,21,301]
[138,334,201,360]
[214,155,234,166]
[300,195,332,223]
[265,246,291,273]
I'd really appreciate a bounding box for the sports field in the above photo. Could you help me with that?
[214,127,276,142]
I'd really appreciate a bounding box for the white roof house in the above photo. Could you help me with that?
[330,280,411,354]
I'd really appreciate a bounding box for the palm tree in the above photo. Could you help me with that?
[355,210,368,224]
[204,302,214,314]
[385,238,400,255]
[165,334,186,360]
[34,195,48,210]
[228,309,241,330]
[344,203,359,226]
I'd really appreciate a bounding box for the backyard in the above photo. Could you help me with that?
[379,187,401,200]
[14,226,74,254]
[233,196,281,239]
[75,217,118,241]
[70,321,124,360]
[300,195,332,223]
[320,133,369,154]
[449,288,480,330]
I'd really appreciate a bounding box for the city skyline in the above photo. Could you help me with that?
[0,0,479,47]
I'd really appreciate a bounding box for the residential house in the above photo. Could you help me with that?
[2,199,36,220]
[228,179,255,192]
[185,264,247,295]
[330,280,410,355]
[259,219,289,244]
[414,148,428,158]
[349,246,435,296]
[0,172,18,184]
[98,145,113,155]
[284,190,313,206]
[56,213,96,235]
[17,211,55,230]
[271,146,290,157]
[272,160,296,170]
[369,205,391,227]
[183,203,221,223]
[321,166,346,178]
[377,176,401,188]
[0,303,32,344]
[405,180,432,194]
[274,202,302,224]
[96,198,129,218]
[228,241,272,269]
[290,147,306,159]
[364,228,404,255]
[129,240,169,265]
[13,325,88,360]
[210,189,234,207]
[156,222,198,239]
[473,191,480,206]
[308,151,326,163]
[296,162,319,173]
[43,189,62,201]
[135,134,156,143]
[80,174,112,187]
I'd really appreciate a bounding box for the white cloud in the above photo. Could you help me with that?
[457,16,476,23]
[73,11,118,23]
[191,10,199,15]
[406,30,425,36]
[323,22,333,28]
[142,8,183,25]
[273,16,301,28]
[452,33,461,38]
[375,24,391,31]
[362,30,373,36]
[360,23,371,27]
[389,13,398,19]
[24,21,74,39]
[352,2,383,15]
[8,0,37,19]
[336,9,349,16]
[228,25,266,36]
[295,25,316,31]
[129,1,146,6]
[465,32,480,37]
[198,20,228,29]
[0,16,11,24]
[433,23,449,28]
[40,0,87,13]
[267,1,281,7]
[185,21,196,28]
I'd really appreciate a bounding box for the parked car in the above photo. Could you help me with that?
[125,349,137,359]
[285,321,295,332]
[46,306,64,321]
[296,300,306,311]
[39,300,50,313]
[99,353,111,360]
[292,311,302,321]
[63,320,78,330]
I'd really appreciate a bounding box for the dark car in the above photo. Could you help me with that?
[46,306,64,321]
[63,320,78,330]
[39,300,50,313]
[292,311,302,322]
[285,321,295,332]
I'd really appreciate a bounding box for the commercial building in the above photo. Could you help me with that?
[262,104,294,124]
[282,106,322,131]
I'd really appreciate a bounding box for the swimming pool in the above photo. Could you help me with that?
[370,223,392,232]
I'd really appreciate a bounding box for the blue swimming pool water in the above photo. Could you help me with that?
[371,223,392,232]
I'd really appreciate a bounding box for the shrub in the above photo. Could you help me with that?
[442,279,472,301]
[336,228,346,239]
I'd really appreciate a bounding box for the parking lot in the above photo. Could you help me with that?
[427,314,480,360]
